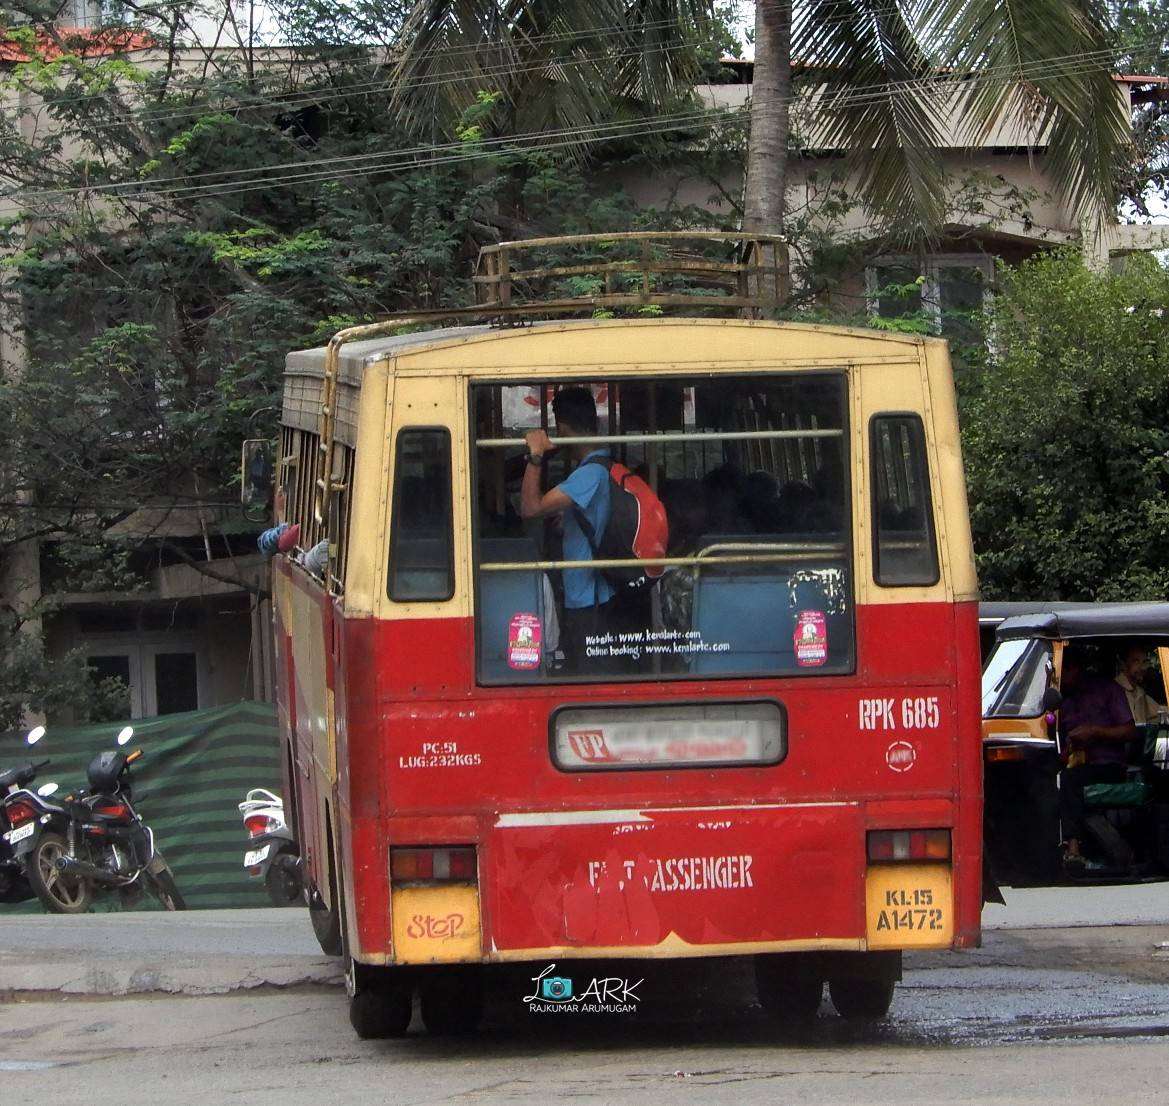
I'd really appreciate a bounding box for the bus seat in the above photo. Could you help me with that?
[1083,781,1152,808]
[478,537,550,680]
[688,534,848,675]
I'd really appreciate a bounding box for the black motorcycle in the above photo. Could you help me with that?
[2,726,186,913]
[0,726,49,904]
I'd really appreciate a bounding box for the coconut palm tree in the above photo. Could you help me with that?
[389,0,1131,255]
[386,0,721,140]
[746,0,1131,241]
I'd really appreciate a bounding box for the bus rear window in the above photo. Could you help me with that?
[871,415,939,586]
[472,374,854,683]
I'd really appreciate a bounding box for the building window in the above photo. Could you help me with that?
[61,0,104,27]
[867,262,924,321]
[83,638,206,718]
[866,255,993,342]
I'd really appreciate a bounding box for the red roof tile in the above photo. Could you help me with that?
[0,27,154,64]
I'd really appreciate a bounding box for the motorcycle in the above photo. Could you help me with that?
[2,726,186,913]
[0,725,49,904]
[238,788,302,907]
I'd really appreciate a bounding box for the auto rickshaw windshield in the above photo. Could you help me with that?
[982,638,1053,718]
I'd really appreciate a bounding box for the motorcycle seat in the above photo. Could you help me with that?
[42,796,93,821]
[0,763,36,790]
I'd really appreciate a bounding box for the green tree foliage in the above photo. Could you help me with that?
[746,0,1131,252]
[961,251,1169,601]
[0,2,731,719]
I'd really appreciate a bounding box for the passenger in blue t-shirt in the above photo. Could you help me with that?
[521,387,621,672]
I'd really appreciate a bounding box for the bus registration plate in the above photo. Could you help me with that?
[865,863,953,949]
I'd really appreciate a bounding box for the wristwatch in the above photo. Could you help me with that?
[525,452,545,468]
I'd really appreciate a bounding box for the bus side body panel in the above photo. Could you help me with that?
[951,598,984,947]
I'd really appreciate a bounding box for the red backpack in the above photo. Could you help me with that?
[573,459,669,589]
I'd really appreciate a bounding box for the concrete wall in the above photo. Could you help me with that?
[42,592,264,723]
[612,147,1078,245]
[697,78,1136,153]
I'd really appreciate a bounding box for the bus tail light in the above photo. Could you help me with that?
[391,846,477,883]
[867,829,951,863]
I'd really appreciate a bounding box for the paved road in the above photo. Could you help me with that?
[3,988,1169,1105]
[1,888,1167,1104]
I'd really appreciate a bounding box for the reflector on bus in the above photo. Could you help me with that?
[551,701,785,770]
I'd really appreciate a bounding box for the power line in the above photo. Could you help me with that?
[104,65,1131,204]
[13,39,1147,205]
[21,36,701,144]
[8,12,728,116]
[21,0,1142,130]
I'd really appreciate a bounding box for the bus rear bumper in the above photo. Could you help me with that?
[375,802,978,965]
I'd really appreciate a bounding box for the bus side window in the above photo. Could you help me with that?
[871,414,940,587]
[388,428,454,602]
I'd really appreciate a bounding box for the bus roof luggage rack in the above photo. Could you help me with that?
[473,231,786,318]
[307,231,785,593]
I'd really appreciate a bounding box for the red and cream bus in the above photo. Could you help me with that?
[267,234,983,1037]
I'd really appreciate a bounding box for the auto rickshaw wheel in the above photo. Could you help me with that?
[828,976,895,1021]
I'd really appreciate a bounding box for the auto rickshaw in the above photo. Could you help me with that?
[982,603,1169,884]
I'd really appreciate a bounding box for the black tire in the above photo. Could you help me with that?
[418,969,484,1036]
[754,955,823,1023]
[828,977,895,1021]
[265,850,303,907]
[348,964,413,1040]
[27,832,93,914]
[0,868,33,904]
[309,871,343,957]
[147,860,187,911]
[1084,814,1136,870]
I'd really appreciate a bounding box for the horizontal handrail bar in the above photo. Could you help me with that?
[473,259,766,282]
[474,429,842,447]
[480,549,845,572]
[478,231,787,253]
[474,292,768,309]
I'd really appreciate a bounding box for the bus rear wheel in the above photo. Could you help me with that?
[419,968,484,1035]
[309,888,342,956]
[754,954,823,1023]
[828,977,895,1021]
[348,964,412,1040]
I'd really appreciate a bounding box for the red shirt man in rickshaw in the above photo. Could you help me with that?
[1058,648,1137,870]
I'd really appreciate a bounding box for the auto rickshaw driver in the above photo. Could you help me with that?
[1115,643,1167,724]
[1058,648,1137,871]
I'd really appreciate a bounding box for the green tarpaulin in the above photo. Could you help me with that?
[2,701,284,911]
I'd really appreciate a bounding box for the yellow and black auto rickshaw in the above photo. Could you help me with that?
[982,603,1169,884]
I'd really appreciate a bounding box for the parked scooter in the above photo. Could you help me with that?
[238,788,302,907]
[0,725,49,904]
[2,726,186,913]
